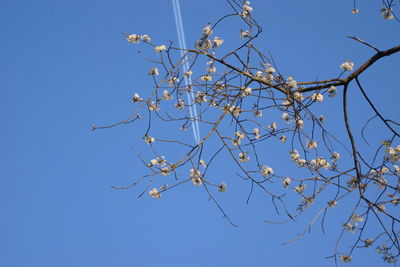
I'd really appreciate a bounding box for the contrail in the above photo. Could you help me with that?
[172,0,201,144]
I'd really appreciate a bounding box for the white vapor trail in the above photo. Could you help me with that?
[172,0,201,144]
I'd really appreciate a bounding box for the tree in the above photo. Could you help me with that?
[92,0,400,264]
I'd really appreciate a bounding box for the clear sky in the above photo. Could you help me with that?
[1,0,399,266]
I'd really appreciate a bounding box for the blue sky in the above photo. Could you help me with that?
[1,0,399,266]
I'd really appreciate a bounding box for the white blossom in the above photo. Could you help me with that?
[296,159,307,168]
[148,101,159,111]
[162,90,172,101]
[310,157,331,170]
[351,214,363,222]
[282,177,291,188]
[161,167,170,176]
[144,134,155,144]
[200,75,213,82]
[190,168,203,186]
[239,152,250,162]
[155,45,167,53]
[243,3,253,12]
[184,70,192,77]
[175,99,185,110]
[293,91,304,101]
[282,112,291,123]
[149,158,158,167]
[148,67,159,76]
[344,222,355,233]
[241,87,252,96]
[394,165,400,174]
[296,119,304,129]
[232,139,241,146]
[242,3,253,17]
[195,92,207,103]
[261,165,273,176]
[240,29,250,39]
[228,106,242,116]
[286,76,297,89]
[142,34,151,42]
[290,150,301,161]
[149,188,161,199]
[168,76,179,85]
[387,145,400,162]
[132,93,142,103]
[199,159,207,167]
[331,152,340,161]
[253,128,260,139]
[381,7,394,20]
[254,110,263,117]
[264,63,276,74]
[127,34,141,44]
[340,59,354,71]
[311,93,324,102]
[212,37,224,47]
[328,86,337,97]
[282,100,292,107]
[203,24,213,36]
[207,66,216,73]
[268,122,277,131]
[294,184,306,193]
[236,131,245,139]
[377,204,386,212]
[306,139,318,150]
[381,167,389,174]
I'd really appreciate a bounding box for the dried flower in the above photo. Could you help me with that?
[218,182,227,192]
[339,255,352,263]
